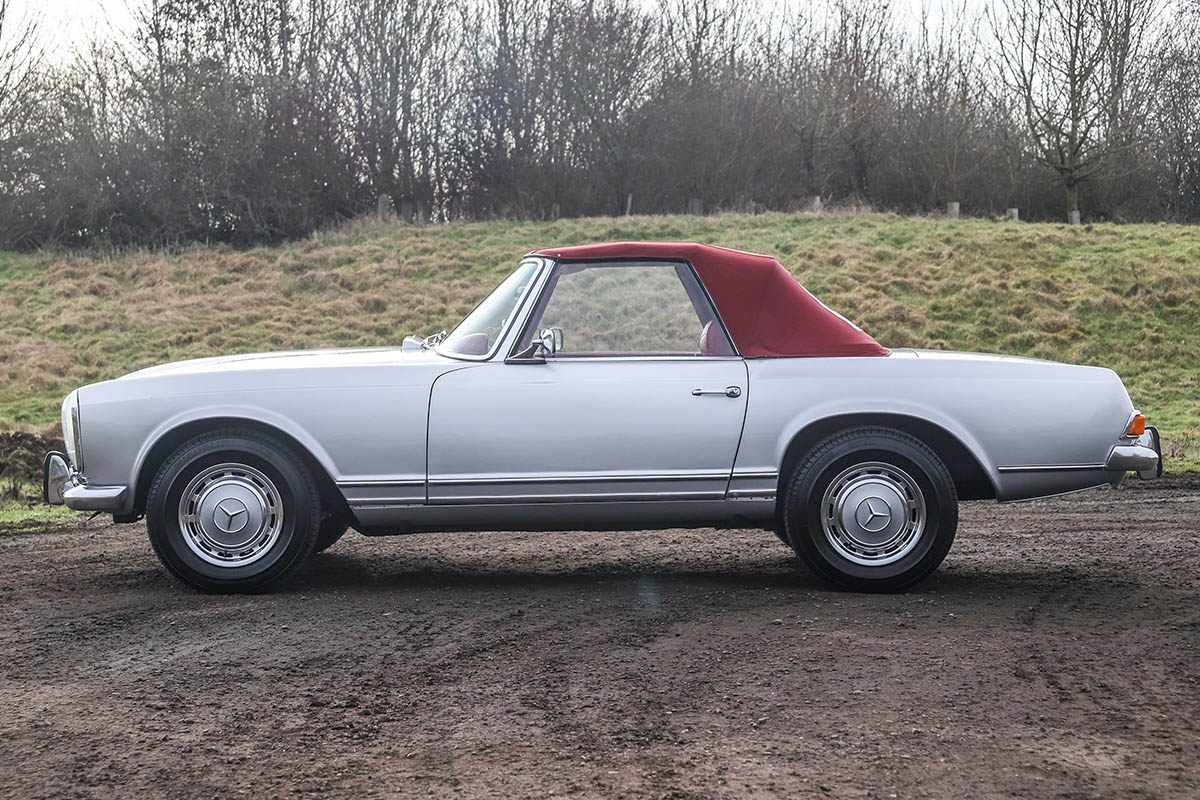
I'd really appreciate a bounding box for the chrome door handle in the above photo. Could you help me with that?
[692,386,741,398]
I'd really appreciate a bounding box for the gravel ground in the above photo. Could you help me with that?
[0,480,1197,799]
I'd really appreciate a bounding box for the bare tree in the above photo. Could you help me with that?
[1152,0,1200,219]
[335,0,458,217]
[992,0,1160,217]
[899,2,990,207]
[0,0,42,135]
[554,0,657,214]
[2,0,1198,249]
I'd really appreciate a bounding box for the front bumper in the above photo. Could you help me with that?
[43,452,128,511]
[1105,426,1162,480]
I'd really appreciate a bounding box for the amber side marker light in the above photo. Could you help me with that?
[1126,414,1146,437]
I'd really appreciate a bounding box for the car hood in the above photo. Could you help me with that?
[121,346,450,380]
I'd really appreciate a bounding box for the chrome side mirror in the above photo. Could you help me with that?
[506,340,549,364]
[506,328,564,364]
[539,327,563,356]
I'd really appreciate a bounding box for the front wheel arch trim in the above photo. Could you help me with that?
[133,417,352,524]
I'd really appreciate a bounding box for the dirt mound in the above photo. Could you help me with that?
[0,431,64,484]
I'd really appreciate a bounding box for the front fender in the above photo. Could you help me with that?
[129,404,343,497]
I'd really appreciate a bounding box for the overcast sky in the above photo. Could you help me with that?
[11,0,988,61]
[12,0,135,53]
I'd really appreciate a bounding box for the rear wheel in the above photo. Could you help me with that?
[783,428,957,592]
[145,430,321,593]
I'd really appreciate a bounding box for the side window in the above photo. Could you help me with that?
[519,262,735,357]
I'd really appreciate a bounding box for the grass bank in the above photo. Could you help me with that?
[1,212,1196,470]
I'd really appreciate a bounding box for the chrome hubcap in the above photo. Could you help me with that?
[821,461,926,566]
[178,463,283,567]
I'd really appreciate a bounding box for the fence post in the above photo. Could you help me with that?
[1006,208,1019,221]
[625,193,633,217]
[946,201,960,219]
[809,195,822,213]
[551,202,560,221]
[687,198,703,215]
[376,194,393,218]
[1068,209,1081,225]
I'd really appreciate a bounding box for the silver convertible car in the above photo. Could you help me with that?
[44,241,1161,593]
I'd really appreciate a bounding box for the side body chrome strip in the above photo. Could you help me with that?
[429,472,730,487]
[996,463,1107,473]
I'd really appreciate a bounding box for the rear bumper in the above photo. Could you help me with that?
[1105,426,1162,480]
[43,452,128,511]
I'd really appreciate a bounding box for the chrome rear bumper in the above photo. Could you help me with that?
[1105,427,1162,480]
[43,452,128,511]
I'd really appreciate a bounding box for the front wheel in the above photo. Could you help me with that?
[145,430,321,593]
[783,428,958,592]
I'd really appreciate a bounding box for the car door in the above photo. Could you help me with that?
[426,261,748,504]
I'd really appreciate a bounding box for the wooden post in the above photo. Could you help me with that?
[1006,208,1019,221]
[376,194,393,218]
[551,202,560,221]
[415,201,430,225]
[809,195,822,213]
[946,201,960,219]
[399,200,415,223]
[687,198,703,215]
[1068,209,1081,225]
[625,193,633,217]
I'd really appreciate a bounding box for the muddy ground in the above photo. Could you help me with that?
[0,480,1196,799]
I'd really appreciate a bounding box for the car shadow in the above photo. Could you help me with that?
[296,550,814,592]
[289,548,1137,605]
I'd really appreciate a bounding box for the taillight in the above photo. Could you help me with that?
[1126,414,1145,437]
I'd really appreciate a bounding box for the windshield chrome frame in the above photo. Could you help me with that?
[434,256,553,362]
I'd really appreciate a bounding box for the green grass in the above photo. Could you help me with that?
[0,503,82,528]
[0,481,84,528]
[1,211,1197,469]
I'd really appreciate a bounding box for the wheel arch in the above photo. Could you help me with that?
[775,413,997,513]
[133,416,350,522]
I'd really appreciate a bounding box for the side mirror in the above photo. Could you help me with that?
[506,328,564,364]
[539,327,563,356]
[506,340,549,364]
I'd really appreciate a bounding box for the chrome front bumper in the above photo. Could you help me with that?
[1105,427,1162,480]
[43,452,128,511]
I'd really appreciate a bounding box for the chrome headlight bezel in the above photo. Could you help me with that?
[61,391,83,472]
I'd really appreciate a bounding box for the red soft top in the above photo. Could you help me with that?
[533,241,888,358]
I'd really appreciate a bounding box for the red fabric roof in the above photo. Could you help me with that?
[533,241,888,358]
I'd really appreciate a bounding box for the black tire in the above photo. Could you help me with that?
[782,427,957,592]
[145,429,321,593]
[313,516,349,554]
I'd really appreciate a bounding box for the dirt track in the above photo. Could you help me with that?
[0,481,1197,799]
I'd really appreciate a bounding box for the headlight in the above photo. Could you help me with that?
[61,391,83,472]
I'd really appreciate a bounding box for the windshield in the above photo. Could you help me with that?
[437,259,541,358]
